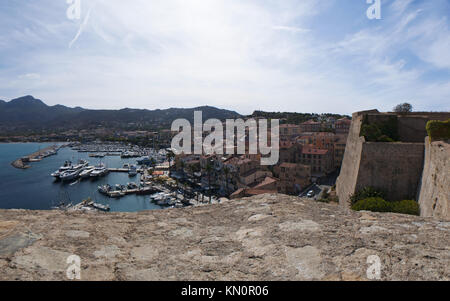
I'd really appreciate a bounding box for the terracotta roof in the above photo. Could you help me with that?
[298,136,311,140]
[302,120,321,125]
[230,188,245,198]
[280,124,300,128]
[313,132,335,137]
[336,118,352,124]
[254,177,278,189]
[279,162,299,169]
[185,160,200,165]
[302,147,329,155]
[237,158,253,165]
[279,141,294,148]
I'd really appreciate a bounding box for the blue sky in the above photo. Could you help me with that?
[0,0,449,115]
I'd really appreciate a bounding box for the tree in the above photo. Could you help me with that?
[179,160,185,175]
[393,103,413,113]
[166,150,175,173]
[223,166,230,197]
[183,183,188,200]
[206,161,213,204]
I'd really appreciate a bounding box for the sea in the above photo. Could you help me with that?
[0,143,164,212]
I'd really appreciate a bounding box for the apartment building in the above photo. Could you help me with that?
[274,163,311,194]
[300,120,322,132]
[300,146,333,176]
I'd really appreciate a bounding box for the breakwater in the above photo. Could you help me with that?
[11,145,60,169]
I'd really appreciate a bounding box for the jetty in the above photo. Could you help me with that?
[109,186,156,198]
[11,145,60,169]
[108,168,144,173]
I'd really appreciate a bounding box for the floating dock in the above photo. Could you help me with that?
[104,186,157,198]
[108,168,144,173]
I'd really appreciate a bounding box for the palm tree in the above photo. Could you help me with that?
[183,183,188,200]
[224,166,230,197]
[206,161,213,204]
[179,160,185,175]
[166,150,175,174]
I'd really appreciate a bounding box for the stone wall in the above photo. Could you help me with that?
[336,111,368,207]
[356,142,424,201]
[0,194,449,281]
[418,138,450,220]
[397,113,450,143]
[337,110,450,207]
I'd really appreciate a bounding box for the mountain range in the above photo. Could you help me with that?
[0,96,242,133]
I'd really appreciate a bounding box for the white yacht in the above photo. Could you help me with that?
[72,159,89,170]
[90,163,108,178]
[58,159,89,182]
[150,192,175,206]
[79,167,95,179]
[51,161,72,178]
[60,169,82,182]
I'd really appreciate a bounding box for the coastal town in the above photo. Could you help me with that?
[171,116,352,201]
[2,0,450,285]
[9,115,352,211]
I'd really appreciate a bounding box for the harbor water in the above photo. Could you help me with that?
[0,143,164,212]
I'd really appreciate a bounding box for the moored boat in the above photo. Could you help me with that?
[79,167,95,179]
[98,184,112,195]
[128,165,137,177]
[60,169,81,182]
[137,157,152,165]
[109,190,125,198]
[127,182,138,190]
[90,163,108,178]
[51,160,72,178]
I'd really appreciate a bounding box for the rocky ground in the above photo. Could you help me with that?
[0,194,448,281]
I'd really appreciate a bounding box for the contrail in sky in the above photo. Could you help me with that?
[69,1,97,48]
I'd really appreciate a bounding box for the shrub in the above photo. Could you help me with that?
[360,116,398,142]
[352,198,420,216]
[426,119,450,141]
[317,198,330,203]
[377,135,395,142]
[391,200,420,216]
[350,187,385,206]
[379,116,399,141]
[352,197,392,213]
[360,124,382,142]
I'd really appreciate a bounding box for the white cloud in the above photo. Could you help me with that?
[390,0,415,15]
[272,26,310,34]
[18,73,41,80]
[0,0,448,114]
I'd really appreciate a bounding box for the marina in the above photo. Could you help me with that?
[0,142,219,213]
[0,143,171,212]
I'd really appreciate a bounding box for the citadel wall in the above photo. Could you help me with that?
[336,110,450,211]
[356,142,424,201]
[418,137,450,220]
[335,111,368,207]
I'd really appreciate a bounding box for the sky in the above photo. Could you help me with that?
[0,0,449,115]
